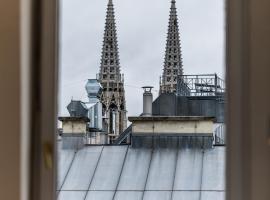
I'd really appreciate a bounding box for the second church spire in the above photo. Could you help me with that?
[160,0,183,94]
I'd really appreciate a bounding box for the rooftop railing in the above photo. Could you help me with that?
[177,74,225,97]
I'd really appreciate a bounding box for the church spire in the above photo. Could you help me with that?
[160,0,183,94]
[99,0,121,80]
[98,0,127,138]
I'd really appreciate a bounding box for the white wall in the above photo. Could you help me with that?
[63,121,87,133]
[132,120,213,134]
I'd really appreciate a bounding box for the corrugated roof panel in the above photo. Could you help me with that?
[117,148,151,190]
[57,191,86,200]
[201,192,225,200]
[172,191,200,200]
[114,191,143,200]
[89,145,128,190]
[57,147,75,190]
[173,148,203,190]
[202,147,225,190]
[85,191,114,200]
[61,146,103,190]
[146,148,177,190]
[143,191,171,200]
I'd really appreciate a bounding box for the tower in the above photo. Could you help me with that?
[98,0,127,138]
[160,0,183,94]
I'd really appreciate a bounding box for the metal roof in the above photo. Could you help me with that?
[57,142,225,200]
[58,116,90,122]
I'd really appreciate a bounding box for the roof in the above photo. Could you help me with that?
[128,116,215,122]
[66,100,88,117]
[57,142,225,200]
[58,116,90,122]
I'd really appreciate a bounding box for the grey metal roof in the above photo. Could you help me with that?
[66,100,88,117]
[57,144,225,200]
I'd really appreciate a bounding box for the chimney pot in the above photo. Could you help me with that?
[142,86,153,116]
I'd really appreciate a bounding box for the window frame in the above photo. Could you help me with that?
[25,0,270,200]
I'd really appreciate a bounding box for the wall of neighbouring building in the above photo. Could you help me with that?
[152,93,225,123]
[62,121,87,134]
[132,119,214,135]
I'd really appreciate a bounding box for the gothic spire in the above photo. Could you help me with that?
[99,0,121,82]
[160,0,183,93]
[97,0,127,137]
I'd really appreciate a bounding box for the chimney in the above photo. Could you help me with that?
[142,86,153,116]
[58,116,90,150]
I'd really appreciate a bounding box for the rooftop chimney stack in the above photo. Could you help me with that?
[142,86,153,116]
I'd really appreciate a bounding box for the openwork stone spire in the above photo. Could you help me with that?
[98,0,127,138]
[99,0,121,80]
[160,0,183,94]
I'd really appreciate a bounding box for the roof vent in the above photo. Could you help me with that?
[85,79,103,103]
[142,86,153,116]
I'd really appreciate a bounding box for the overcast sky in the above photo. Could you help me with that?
[59,0,225,118]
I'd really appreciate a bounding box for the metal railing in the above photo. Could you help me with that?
[177,74,225,97]
[113,125,132,145]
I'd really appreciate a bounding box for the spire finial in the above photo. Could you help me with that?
[171,0,176,9]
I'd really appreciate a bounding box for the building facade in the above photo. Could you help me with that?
[98,0,127,139]
[160,0,184,94]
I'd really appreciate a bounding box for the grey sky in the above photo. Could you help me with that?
[59,0,225,117]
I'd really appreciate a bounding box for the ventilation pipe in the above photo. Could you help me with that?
[142,86,153,116]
